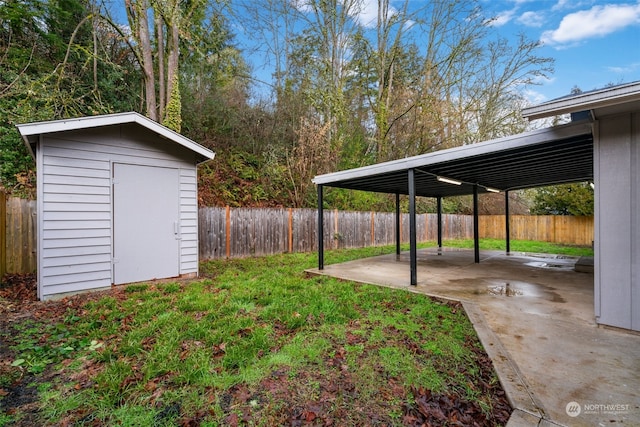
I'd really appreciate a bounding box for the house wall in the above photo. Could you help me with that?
[37,124,199,299]
[594,110,640,331]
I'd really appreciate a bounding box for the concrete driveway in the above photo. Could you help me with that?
[307,247,640,426]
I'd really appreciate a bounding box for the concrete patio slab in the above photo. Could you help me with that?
[307,248,640,426]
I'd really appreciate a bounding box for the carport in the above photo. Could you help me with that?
[313,80,640,332]
[313,119,593,285]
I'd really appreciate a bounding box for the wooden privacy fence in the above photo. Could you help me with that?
[198,207,594,260]
[1,193,37,277]
[1,198,594,274]
[480,215,594,246]
[198,207,474,259]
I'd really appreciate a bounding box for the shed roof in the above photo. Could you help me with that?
[17,112,215,163]
[522,80,640,120]
[313,120,593,198]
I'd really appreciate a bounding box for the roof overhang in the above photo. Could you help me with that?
[16,112,215,163]
[313,120,593,198]
[522,81,640,120]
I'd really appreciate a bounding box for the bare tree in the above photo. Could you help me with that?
[124,0,207,128]
[366,0,553,160]
[286,117,335,207]
[125,0,157,120]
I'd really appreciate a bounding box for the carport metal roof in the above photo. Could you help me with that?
[312,81,640,288]
[312,119,593,197]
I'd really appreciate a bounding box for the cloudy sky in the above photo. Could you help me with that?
[109,0,640,104]
[242,0,639,104]
[481,0,640,102]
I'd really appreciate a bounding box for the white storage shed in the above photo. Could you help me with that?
[17,112,215,300]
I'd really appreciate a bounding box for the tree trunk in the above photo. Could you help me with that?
[138,0,157,120]
[165,20,179,122]
[155,12,165,120]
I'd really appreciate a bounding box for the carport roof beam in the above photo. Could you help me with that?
[312,120,593,199]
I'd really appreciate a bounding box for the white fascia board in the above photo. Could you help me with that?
[522,81,640,120]
[16,112,215,162]
[313,120,592,185]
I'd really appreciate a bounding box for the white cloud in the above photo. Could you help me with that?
[606,62,640,73]
[352,0,416,30]
[552,0,572,11]
[352,0,380,28]
[517,11,545,27]
[541,3,640,47]
[489,9,517,27]
[532,74,556,85]
[523,88,548,105]
[292,0,397,29]
[291,0,313,13]
[551,0,592,12]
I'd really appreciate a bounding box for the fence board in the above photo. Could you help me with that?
[1,191,5,277]
[373,212,394,245]
[293,208,317,253]
[479,215,593,246]
[3,197,37,274]
[198,207,225,259]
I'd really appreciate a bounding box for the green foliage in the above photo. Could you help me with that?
[7,319,105,375]
[323,188,392,211]
[162,75,182,132]
[0,0,141,194]
[0,126,34,192]
[529,183,594,216]
[198,148,294,207]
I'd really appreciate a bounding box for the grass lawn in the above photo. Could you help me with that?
[439,238,593,257]
[0,240,585,426]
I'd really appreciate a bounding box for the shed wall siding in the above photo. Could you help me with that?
[595,110,640,331]
[39,125,199,299]
[179,168,199,274]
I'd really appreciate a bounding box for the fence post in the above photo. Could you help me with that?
[334,208,339,249]
[0,190,5,277]
[288,208,293,253]
[370,211,375,246]
[225,205,231,259]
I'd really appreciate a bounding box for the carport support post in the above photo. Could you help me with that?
[505,190,511,254]
[408,169,417,286]
[437,196,443,253]
[473,185,480,264]
[395,193,401,256]
[317,185,324,270]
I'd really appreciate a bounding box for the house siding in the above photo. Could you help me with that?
[38,124,199,299]
[594,110,640,331]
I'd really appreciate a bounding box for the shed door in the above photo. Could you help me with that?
[113,163,180,284]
